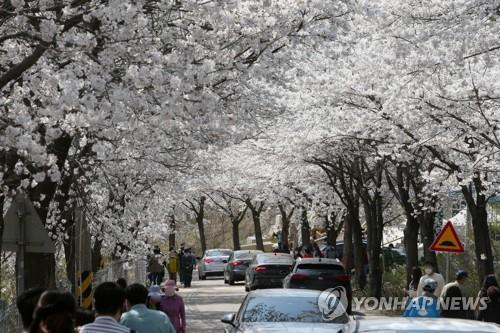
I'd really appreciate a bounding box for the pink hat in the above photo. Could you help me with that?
[164,280,176,293]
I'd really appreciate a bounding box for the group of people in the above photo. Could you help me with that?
[403,261,500,323]
[148,244,197,288]
[16,278,187,333]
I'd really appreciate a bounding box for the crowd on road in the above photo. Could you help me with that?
[16,277,188,333]
[148,244,197,288]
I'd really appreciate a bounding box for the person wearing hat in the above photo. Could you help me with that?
[416,261,445,297]
[403,278,440,318]
[159,280,186,333]
[120,283,175,333]
[147,285,164,310]
[441,270,468,298]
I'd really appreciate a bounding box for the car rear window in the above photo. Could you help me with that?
[235,251,259,260]
[241,295,348,323]
[207,250,232,257]
[257,255,293,265]
[297,264,344,273]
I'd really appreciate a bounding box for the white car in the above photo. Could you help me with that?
[349,317,500,333]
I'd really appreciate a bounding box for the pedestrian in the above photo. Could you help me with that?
[477,286,500,324]
[312,242,322,258]
[178,244,186,284]
[80,282,130,333]
[324,244,336,259]
[116,278,128,290]
[475,274,499,318]
[167,247,179,282]
[403,278,440,318]
[159,280,186,333]
[181,248,196,287]
[147,285,164,310]
[120,283,176,333]
[29,290,76,333]
[441,270,468,298]
[441,285,467,319]
[404,266,422,299]
[149,246,166,286]
[416,261,444,297]
[16,288,46,333]
[302,247,313,258]
[75,308,95,328]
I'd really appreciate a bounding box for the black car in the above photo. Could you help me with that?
[283,257,352,313]
[244,253,294,291]
[224,250,263,285]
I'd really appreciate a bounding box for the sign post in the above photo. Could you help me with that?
[2,193,56,296]
[430,221,464,280]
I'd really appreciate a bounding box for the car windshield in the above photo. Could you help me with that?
[241,295,348,323]
[297,264,344,273]
[207,250,232,257]
[235,251,259,260]
[256,255,293,265]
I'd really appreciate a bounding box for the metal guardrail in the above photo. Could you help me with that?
[0,301,20,333]
[94,258,148,287]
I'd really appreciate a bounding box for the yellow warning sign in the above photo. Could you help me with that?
[430,221,464,253]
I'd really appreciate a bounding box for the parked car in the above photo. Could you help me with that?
[350,317,500,333]
[224,250,263,285]
[382,246,406,267]
[221,289,348,333]
[283,257,352,313]
[244,252,294,291]
[198,249,233,280]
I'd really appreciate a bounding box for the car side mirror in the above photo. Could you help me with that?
[223,260,228,264]
[221,313,236,327]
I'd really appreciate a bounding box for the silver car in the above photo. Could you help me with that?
[350,317,500,333]
[198,248,233,280]
[221,289,348,333]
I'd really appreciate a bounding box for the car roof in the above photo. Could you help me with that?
[357,318,500,333]
[296,257,343,266]
[248,288,322,297]
[257,252,292,257]
[206,248,232,252]
[234,250,262,254]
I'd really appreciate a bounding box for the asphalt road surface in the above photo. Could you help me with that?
[180,273,246,333]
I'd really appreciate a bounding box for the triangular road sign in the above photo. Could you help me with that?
[2,194,56,253]
[430,221,464,253]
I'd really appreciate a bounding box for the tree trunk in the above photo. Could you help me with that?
[91,240,103,273]
[300,208,310,247]
[246,200,264,251]
[232,219,241,250]
[278,204,293,252]
[352,214,367,290]
[420,212,437,269]
[169,215,176,250]
[404,217,420,286]
[462,178,494,283]
[343,212,354,273]
[364,197,384,299]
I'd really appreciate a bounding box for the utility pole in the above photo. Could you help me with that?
[15,194,26,297]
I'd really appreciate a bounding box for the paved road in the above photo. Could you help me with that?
[179,274,246,333]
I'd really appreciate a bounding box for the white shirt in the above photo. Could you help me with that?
[416,272,445,297]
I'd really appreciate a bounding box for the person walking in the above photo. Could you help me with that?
[178,244,186,284]
[80,282,130,333]
[477,286,500,324]
[147,285,164,310]
[441,285,467,319]
[441,270,468,298]
[16,288,46,333]
[29,290,76,333]
[167,247,179,282]
[403,278,440,318]
[475,274,499,319]
[416,261,444,297]
[181,248,196,287]
[120,283,176,333]
[149,246,166,286]
[404,266,422,299]
[159,280,186,333]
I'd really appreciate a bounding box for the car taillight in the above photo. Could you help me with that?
[204,258,214,264]
[231,260,242,267]
[290,273,307,281]
[255,266,268,272]
[335,274,350,282]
